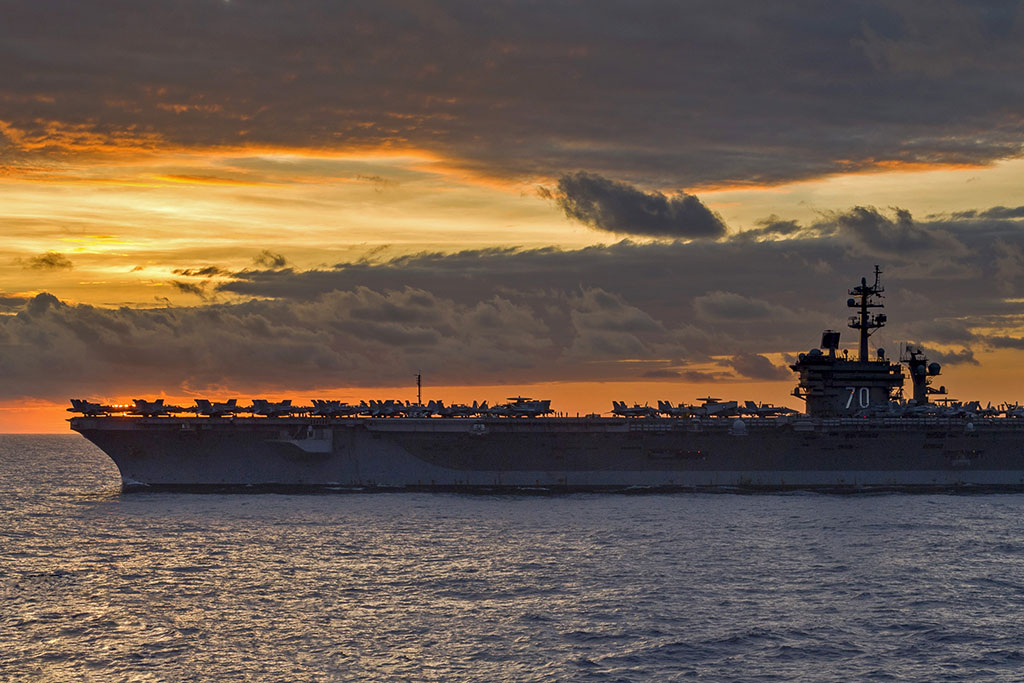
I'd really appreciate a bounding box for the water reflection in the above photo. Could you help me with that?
[4,436,1024,680]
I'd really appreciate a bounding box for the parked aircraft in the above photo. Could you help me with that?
[403,402,434,418]
[496,397,551,418]
[611,401,659,418]
[310,399,361,417]
[67,399,114,416]
[249,399,294,417]
[432,400,485,417]
[363,399,405,417]
[656,400,692,418]
[130,398,186,417]
[1003,402,1024,418]
[689,397,740,417]
[194,398,239,417]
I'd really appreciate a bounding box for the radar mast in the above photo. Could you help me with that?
[848,265,887,362]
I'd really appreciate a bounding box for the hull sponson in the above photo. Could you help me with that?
[69,416,1024,492]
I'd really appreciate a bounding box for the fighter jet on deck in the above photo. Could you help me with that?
[194,398,239,417]
[248,399,294,417]
[431,400,485,417]
[611,401,659,418]
[130,399,187,417]
[310,399,361,417]
[362,399,405,417]
[402,402,434,418]
[657,401,693,418]
[68,399,114,416]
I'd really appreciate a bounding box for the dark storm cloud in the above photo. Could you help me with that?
[2,1,1023,186]
[7,204,1024,400]
[832,206,968,259]
[0,288,558,399]
[20,251,73,270]
[548,172,726,238]
[213,204,1024,324]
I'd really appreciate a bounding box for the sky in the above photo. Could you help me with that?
[3,0,1024,432]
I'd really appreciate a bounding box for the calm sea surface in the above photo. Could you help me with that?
[4,434,1024,681]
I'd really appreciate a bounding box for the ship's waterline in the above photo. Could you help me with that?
[70,415,1024,492]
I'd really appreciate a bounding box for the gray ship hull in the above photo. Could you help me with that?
[70,416,1024,492]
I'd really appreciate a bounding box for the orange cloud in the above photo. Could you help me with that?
[0,119,167,154]
[0,117,542,193]
[152,174,271,187]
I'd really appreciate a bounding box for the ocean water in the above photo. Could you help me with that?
[4,435,1024,681]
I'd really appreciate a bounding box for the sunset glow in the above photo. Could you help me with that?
[4,2,1024,432]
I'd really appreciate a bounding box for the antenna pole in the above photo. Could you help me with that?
[417,373,422,405]
[848,265,887,362]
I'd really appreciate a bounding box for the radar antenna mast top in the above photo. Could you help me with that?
[848,265,887,362]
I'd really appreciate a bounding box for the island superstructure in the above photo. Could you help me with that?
[70,268,1024,492]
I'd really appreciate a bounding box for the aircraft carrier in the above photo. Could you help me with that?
[70,268,1024,492]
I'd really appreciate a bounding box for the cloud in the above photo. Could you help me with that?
[693,291,792,322]
[4,2,1023,187]
[679,370,725,383]
[726,353,790,381]
[23,292,64,316]
[549,171,726,238]
[907,319,976,345]
[170,281,207,297]
[734,216,804,242]
[20,251,73,270]
[172,266,228,277]
[253,250,288,268]
[0,289,559,399]
[642,369,681,379]
[980,206,1024,219]
[953,205,1024,220]
[909,346,978,367]
[5,203,1024,400]
[0,294,29,310]
[832,206,969,261]
[983,336,1024,350]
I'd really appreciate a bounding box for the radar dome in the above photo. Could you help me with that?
[928,362,941,375]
